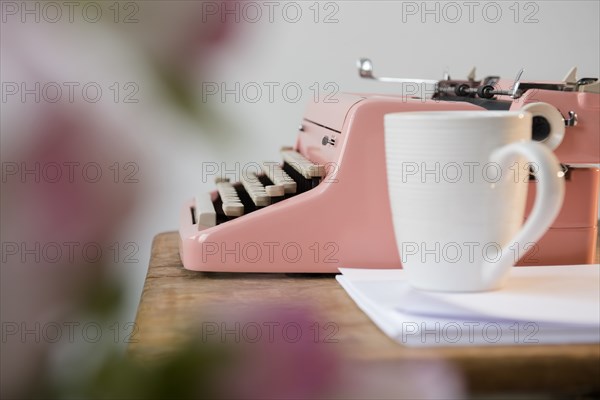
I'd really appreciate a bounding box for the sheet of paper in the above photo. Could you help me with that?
[337,265,600,347]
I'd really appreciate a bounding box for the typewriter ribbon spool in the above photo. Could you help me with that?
[522,102,566,150]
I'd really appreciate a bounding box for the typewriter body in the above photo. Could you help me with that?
[179,60,599,272]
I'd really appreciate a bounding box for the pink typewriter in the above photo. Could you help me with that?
[179,59,599,272]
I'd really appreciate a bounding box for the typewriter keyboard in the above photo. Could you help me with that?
[193,149,325,229]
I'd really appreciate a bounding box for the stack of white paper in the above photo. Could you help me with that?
[336,265,600,347]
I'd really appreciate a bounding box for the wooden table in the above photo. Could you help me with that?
[130,232,600,396]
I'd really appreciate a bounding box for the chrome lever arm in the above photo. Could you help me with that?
[357,58,439,86]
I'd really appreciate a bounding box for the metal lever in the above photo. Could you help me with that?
[564,111,578,127]
[510,68,524,98]
[357,58,438,86]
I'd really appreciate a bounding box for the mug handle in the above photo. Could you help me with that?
[482,141,565,286]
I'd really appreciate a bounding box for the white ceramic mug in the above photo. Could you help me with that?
[384,111,565,292]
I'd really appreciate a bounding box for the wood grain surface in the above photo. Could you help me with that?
[129,232,600,395]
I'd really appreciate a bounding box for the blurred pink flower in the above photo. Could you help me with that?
[217,306,340,399]
[3,104,139,246]
[206,305,465,399]
[0,2,246,398]
[1,102,142,398]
